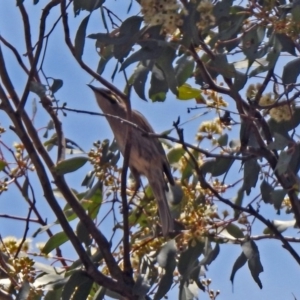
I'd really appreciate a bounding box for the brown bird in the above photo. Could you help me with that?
[88,85,174,236]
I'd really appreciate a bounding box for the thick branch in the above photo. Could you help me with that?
[0,46,123,283]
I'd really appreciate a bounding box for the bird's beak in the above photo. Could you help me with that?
[87,84,108,98]
[87,84,99,92]
[87,84,118,104]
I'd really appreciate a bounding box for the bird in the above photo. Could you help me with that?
[88,85,174,237]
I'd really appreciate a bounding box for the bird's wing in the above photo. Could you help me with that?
[132,110,174,186]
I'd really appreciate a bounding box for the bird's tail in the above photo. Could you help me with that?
[148,170,174,237]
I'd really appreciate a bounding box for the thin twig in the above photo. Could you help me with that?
[172,121,300,266]
[0,36,29,75]
[60,105,250,161]
[18,0,61,112]
[14,203,32,259]
[120,87,134,283]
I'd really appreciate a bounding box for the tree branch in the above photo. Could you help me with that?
[172,122,300,266]
[0,47,124,284]
[0,36,29,75]
[60,0,128,102]
[17,0,61,112]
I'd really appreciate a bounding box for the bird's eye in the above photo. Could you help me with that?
[100,90,118,104]
[108,94,118,104]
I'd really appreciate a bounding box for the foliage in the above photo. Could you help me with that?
[1,0,300,299]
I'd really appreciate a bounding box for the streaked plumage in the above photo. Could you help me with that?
[89,86,174,236]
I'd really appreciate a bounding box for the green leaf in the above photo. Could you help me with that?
[282,58,300,92]
[179,281,199,300]
[276,33,296,56]
[267,132,290,150]
[34,273,67,290]
[181,159,193,182]
[42,232,69,254]
[233,70,247,91]
[92,286,106,300]
[242,159,260,195]
[62,271,93,300]
[242,26,265,64]
[157,240,177,268]
[231,240,263,290]
[54,156,88,175]
[264,219,296,234]
[180,1,201,47]
[178,240,204,277]
[230,252,247,286]
[50,79,63,94]
[154,271,174,300]
[75,14,90,59]
[30,81,46,97]
[201,157,234,177]
[217,133,228,146]
[32,98,37,117]
[210,14,246,49]
[113,16,143,60]
[213,0,232,21]
[260,180,274,204]
[76,221,92,247]
[225,223,244,239]
[233,188,244,218]
[156,45,178,95]
[103,289,122,299]
[96,44,114,75]
[175,55,195,86]
[292,5,300,21]
[271,189,286,210]
[275,150,293,175]
[0,160,7,171]
[149,65,168,102]
[17,280,30,300]
[84,182,102,219]
[177,84,201,100]
[243,240,264,289]
[199,239,220,266]
[133,275,151,298]
[131,63,151,100]
[73,0,105,15]
[120,42,162,71]
[152,241,176,300]
[249,35,281,77]
[167,147,185,164]
[118,15,143,37]
[210,53,236,78]
[44,289,63,300]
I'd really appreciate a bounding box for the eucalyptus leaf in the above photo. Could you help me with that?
[54,156,88,175]
[74,14,90,59]
[201,157,234,177]
[260,180,274,204]
[282,58,300,92]
[175,55,195,86]
[42,232,69,254]
[242,159,260,195]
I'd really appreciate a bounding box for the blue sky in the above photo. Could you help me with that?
[1,1,300,299]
